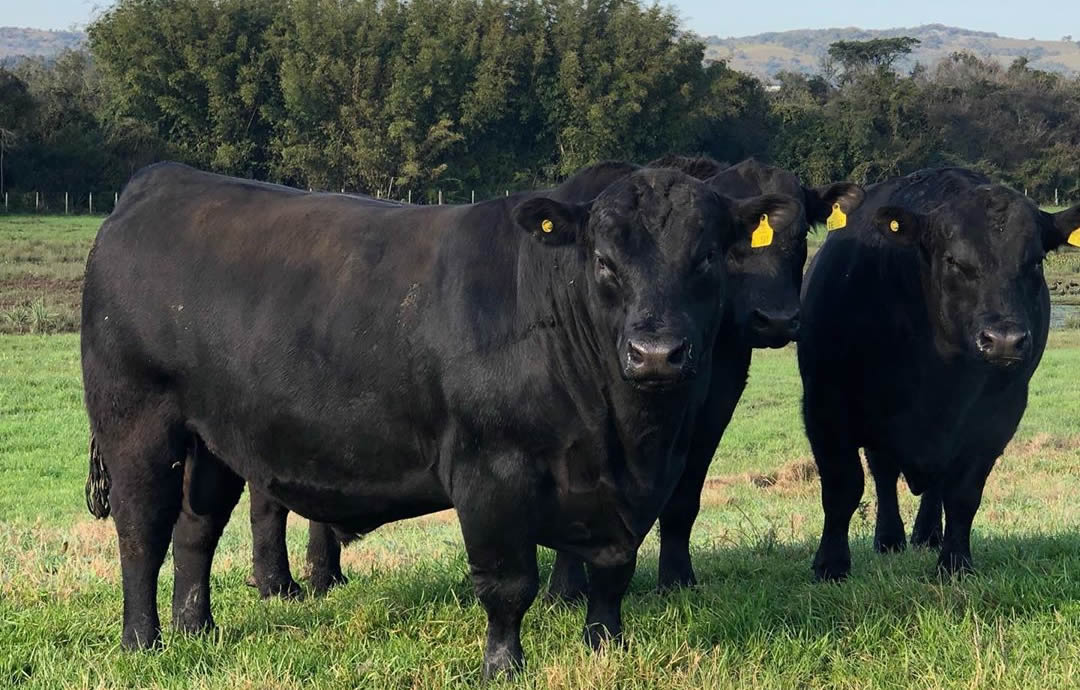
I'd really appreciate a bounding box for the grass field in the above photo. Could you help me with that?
[2,330,1080,688]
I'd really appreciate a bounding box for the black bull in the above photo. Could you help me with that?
[81,161,802,676]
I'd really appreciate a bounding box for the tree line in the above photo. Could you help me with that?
[1,0,1078,210]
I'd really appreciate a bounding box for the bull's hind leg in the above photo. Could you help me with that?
[583,557,636,650]
[86,388,185,649]
[547,552,589,602]
[248,489,303,599]
[866,450,906,553]
[911,485,944,549]
[171,438,244,634]
[306,522,347,595]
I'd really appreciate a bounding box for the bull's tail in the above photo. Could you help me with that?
[85,434,111,518]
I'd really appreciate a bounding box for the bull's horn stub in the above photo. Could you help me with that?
[826,203,847,231]
[541,219,554,234]
[751,214,774,248]
[890,219,900,233]
[1068,228,1080,247]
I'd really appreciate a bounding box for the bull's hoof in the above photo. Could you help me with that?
[911,526,943,550]
[873,531,907,554]
[172,612,215,636]
[309,570,347,596]
[121,626,163,651]
[937,551,974,576]
[583,621,623,651]
[481,645,524,680]
[812,556,851,582]
[657,566,697,591]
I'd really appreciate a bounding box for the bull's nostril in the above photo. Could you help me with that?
[976,330,995,353]
[667,341,688,366]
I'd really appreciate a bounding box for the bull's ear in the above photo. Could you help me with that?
[1042,203,1080,252]
[804,182,865,230]
[874,206,925,246]
[511,197,587,246]
[729,193,803,251]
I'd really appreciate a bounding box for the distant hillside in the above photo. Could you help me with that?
[0,27,86,66]
[705,24,1080,79]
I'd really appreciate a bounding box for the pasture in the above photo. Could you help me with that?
[1,214,1080,688]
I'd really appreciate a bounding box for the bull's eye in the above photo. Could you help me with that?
[594,253,616,280]
[695,248,718,274]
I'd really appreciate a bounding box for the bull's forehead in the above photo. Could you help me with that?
[937,186,1043,263]
[592,171,718,255]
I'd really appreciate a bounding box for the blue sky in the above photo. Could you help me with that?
[6,0,1077,40]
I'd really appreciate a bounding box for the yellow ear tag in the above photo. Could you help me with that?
[751,214,774,249]
[540,219,554,234]
[890,219,900,233]
[1068,228,1080,247]
[826,203,847,231]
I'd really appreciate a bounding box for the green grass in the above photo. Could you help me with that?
[0,216,101,334]
[2,333,1079,688]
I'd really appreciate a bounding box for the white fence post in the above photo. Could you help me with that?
[438,190,442,205]
[407,190,411,204]
[114,192,118,209]
[505,190,508,197]
[36,191,39,211]
[89,192,93,214]
[65,192,68,214]
[471,190,475,204]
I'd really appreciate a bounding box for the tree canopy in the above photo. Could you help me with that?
[2,2,1078,207]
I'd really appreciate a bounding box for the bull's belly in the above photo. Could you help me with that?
[189,412,451,530]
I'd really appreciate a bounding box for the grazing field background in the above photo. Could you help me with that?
[2,215,1080,688]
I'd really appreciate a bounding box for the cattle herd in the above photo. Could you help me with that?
[79,155,1080,677]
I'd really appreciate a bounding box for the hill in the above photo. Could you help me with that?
[0,27,86,66]
[704,24,1080,79]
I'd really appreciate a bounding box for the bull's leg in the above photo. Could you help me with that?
[911,484,944,549]
[657,451,713,589]
[583,556,636,650]
[87,390,185,649]
[248,488,303,599]
[307,521,347,595]
[547,552,589,602]
[937,458,994,575]
[866,450,906,553]
[171,440,244,634]
[811,441,864,582]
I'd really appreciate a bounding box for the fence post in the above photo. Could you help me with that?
[376,190,381,199]
[36,191,39,211]
[505,190,508,197]
[471,190,475,204]
[114,192,118,209]
[438,190,442,205]
[89,192,93,214]
[1055,188,1059,206]
[3,192,6,212]
[407,190,411,204]
[65,192,69,214]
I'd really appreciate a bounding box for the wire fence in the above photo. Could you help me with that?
[0,185,1074,215]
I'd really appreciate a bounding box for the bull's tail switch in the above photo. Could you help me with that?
[85,434,111,519]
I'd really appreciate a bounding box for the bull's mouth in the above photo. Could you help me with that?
[748,331,797,349]
[624,372,695,392]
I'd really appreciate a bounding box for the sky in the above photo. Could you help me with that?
[4,0,1078,41]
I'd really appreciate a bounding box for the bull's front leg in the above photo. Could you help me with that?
[454,466,539,679]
